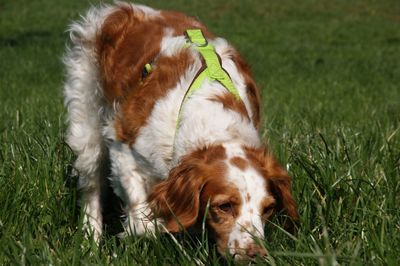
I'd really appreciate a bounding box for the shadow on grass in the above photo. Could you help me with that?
[63,157,125,237]
[0,30,57,47]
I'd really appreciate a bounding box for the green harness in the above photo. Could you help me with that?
[183,29,241,101]
[175,29,242,127]
[142,29,243,129]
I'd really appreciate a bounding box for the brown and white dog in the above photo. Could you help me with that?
[63,2,298,260]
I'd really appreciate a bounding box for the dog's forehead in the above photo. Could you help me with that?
[227,165,268,206]
[223,143,268,206]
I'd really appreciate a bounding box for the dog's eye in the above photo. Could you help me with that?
[217,202,233,214]
[263,204,275,218]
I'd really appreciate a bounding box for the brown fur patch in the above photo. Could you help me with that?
[115,51,194,143]
[97,6,163,102]
[210,92,250,121]
[246,192,251,202]
[243,221,251,229]
[234,239,240,249]
[148,145,228,232]
[231,52,261,129]
[230,156,248,171]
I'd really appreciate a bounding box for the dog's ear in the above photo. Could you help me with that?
[267,173,299,233]
[148,159,205,232]
[264,156,299,233]
[149,145,226,232]
[245,147,299,232]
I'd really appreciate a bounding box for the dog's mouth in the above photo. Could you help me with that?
[232,253,262,264]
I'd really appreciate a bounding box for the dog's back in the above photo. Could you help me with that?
[96,4,212,103]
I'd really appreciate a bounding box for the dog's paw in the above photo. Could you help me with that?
[82,214,102,243]
[125,203,156,236]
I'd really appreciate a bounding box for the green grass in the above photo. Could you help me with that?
[1,0,399,264]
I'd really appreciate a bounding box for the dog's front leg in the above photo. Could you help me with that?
[109,142,155,236]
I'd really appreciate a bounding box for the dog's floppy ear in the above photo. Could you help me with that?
[267,170,299,233]
[148,159,205,232]
[245,147,299,232]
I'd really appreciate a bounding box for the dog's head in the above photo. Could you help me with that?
[149,144,298,260]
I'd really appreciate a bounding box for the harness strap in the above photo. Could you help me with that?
[176,29,242,128]
[184,29,241,100]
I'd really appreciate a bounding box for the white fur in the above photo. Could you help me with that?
[63,2,160,239]
[109,142,157,234]
[63,4,114,239]
[224,143,268,257]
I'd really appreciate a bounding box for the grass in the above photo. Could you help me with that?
[1,0,399,264]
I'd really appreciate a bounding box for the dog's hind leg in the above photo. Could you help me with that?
[63,7,113,240]
[64,59,107,240]
[64,79,106,240]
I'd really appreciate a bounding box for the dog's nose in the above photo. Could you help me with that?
[246,243,267,258]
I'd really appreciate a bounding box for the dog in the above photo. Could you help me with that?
[63,2,298,260]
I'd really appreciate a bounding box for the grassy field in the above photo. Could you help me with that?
[1,0,399,264]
